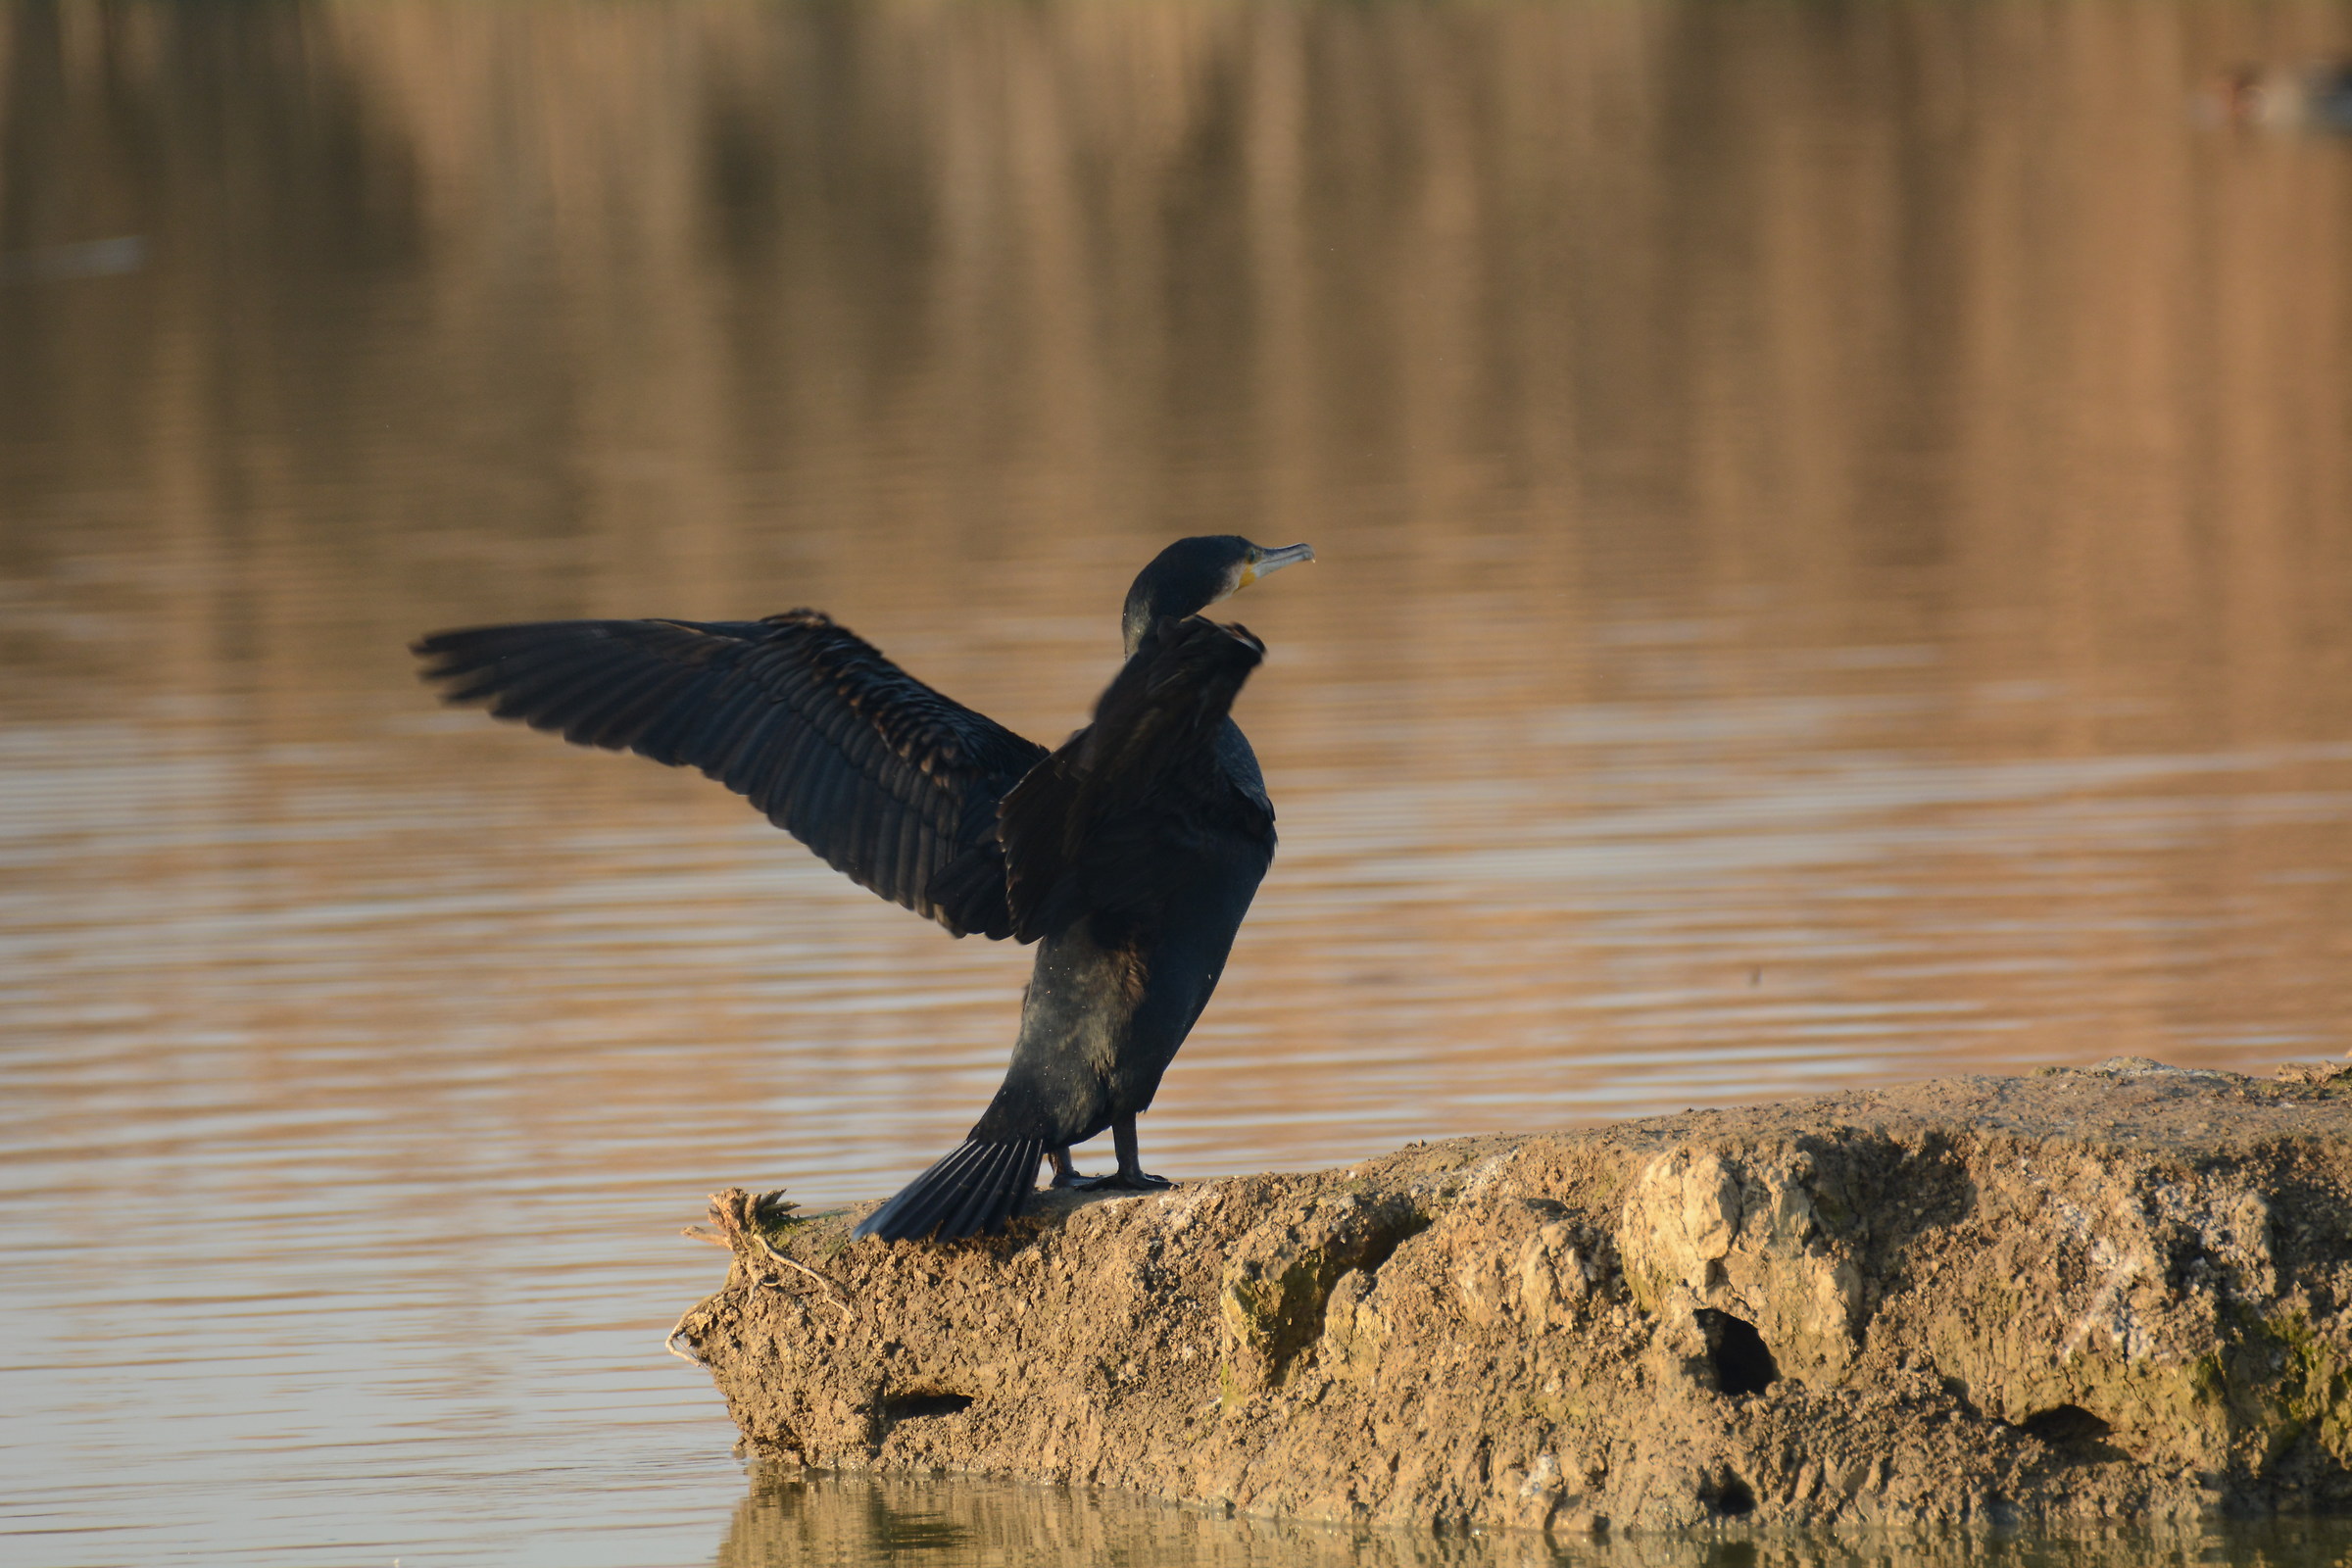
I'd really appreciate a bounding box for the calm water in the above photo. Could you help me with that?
[6,2,2352,1563]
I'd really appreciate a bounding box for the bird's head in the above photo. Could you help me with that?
[1121,535,1314,656]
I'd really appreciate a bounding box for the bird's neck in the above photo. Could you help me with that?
[1123,599,1208,659]
[1123,571,1225,657]
[1122,594,1178,659]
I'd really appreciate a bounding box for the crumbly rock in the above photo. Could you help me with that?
[673,1060,2352,1539]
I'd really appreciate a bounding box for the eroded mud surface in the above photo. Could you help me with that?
[674,1061,2352,1540]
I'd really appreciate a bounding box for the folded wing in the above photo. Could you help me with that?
[413,612,1050,939]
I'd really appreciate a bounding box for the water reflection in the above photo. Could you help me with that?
[717,1471,2352,1568]
[5,1,2352,1563]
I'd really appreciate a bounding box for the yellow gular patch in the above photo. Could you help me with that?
[1237,564,1258,589]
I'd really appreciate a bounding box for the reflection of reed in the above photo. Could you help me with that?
[3,1,2350,1144]
[5,2,2350,725]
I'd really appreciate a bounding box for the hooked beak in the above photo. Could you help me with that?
[1239,542,1315,589]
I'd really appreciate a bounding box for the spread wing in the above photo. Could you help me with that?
[413,612,1050,939]
[999,615,1271,943]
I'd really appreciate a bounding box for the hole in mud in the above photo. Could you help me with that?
[2018,1403,2112,1448]
[1354,1211,1434,1279]
[1695,1309,1779,1397]
[882,1392,974,1422]
[1699,1469,1757,1518]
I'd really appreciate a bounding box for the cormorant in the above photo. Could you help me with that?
[412,535,1312,1244]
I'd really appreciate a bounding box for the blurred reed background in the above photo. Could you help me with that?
[3,3,2350,1564]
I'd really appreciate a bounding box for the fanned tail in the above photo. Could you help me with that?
[852,1138,1046,1243]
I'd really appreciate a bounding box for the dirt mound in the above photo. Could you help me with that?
[671,1060,2352,1540]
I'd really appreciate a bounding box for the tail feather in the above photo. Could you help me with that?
[853,1138,1045,1243]
[871,1142,986,1240]
[951,1140,1038,1237]
[934,1148,1000,1242]
[947,1142,1023,1239]
[897,1143,999,1239]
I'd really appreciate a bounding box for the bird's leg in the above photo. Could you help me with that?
[1106,1115,1174,1189]
[1052,1119,1175,1192]
[1058,1123,1176,1194]
[1047,1146,1095,1189]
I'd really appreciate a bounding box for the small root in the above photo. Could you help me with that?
[695,1187,854,1322]
[665,1305,708,1366]
[760,1249,855,1321]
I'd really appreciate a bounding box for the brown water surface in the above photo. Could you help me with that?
[4,2,2351,1562]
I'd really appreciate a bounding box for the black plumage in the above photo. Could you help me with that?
[413,534,1312,1243]
[414,611,1048,939]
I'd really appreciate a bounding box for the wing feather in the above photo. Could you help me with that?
[734,710,801,809]
[561,662,678,749]
[414,612,1048,938]
[890,806,925,909]
[716,705,791,799]
[764,729,826,826]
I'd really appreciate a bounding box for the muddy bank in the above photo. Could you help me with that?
[672,1060,2352,1539]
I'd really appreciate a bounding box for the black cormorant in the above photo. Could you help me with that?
[412,535,1313,1243]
